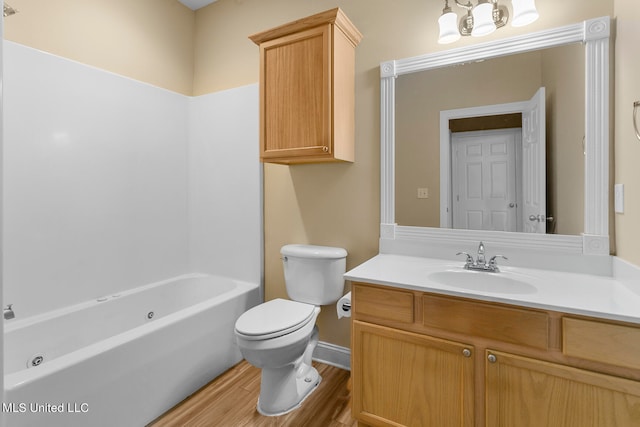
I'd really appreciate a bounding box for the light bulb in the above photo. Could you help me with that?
[438,10,461,44]
[512,0,539,27]
[471,2,496,37]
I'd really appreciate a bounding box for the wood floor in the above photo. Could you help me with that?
[149,360,357,427]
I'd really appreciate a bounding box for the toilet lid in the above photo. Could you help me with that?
[235,298,316,339]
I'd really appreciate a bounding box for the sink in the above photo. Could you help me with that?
[428,270,537,295]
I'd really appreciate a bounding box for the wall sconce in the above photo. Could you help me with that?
[3,3,18,17]
[438,0,538,44]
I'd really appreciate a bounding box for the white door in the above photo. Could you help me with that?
[521,87,546,233]
[452,129,520,232]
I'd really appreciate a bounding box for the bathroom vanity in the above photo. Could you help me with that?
[346,254,640,427]
[348,13,626,426]
[346,13,632,426]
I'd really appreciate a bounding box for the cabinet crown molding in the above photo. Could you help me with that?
[249,7,362,47]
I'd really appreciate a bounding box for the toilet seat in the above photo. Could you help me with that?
[235,298,316,341]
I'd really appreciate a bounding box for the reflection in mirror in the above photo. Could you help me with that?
[395,43,585,235]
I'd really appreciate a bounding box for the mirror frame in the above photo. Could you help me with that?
[380,16,610,255]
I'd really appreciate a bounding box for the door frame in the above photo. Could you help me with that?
[440,100,529,228]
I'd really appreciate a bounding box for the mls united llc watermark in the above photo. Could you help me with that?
[2,402,89,414]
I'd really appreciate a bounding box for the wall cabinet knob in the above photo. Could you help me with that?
[487,354,497,363]
[462,348,472,357]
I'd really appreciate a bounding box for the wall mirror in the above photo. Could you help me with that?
[380,17,611,255]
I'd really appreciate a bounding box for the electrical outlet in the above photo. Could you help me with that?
[417,188,429,199]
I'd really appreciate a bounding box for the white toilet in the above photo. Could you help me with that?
[234,244,347,416]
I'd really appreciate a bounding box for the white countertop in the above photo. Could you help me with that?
[345,254,640,325]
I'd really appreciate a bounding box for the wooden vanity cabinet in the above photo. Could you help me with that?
[352,321,475,427]
[485,350,640,426]
[351,282,640,427]
[249,8,362,164]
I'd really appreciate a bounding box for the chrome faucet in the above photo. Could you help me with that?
[4,304,15,320]
[476,241,486,265]
[457,242,507,273]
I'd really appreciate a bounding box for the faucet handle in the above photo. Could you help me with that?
[489,255,508,265]
[456,252,474,265]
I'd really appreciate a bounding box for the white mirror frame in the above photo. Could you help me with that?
[380,16,610,255]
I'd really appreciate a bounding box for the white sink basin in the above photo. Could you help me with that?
[428,270,537,295]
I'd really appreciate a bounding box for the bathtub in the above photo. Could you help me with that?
[3,273,260,427]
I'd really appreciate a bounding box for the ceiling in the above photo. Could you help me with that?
[178,0,217,10]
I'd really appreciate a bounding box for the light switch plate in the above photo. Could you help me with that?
[614,184,624,213]
[417,188,429,199]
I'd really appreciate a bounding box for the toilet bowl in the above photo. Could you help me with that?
[234,244,347,416]
[235,298,321,415]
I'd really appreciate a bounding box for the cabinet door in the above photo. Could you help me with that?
[352,321,474,427]
[486,350,640,426]
[260,24,332,161]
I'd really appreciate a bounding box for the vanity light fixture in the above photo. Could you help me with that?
[437,0,538,44]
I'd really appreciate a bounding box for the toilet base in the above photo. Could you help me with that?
[256,365,321,416]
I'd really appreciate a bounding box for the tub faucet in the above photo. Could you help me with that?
[456,242,507,273]
[4,304,15,320]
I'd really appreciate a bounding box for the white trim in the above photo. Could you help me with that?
[380,16,610,256]
[312,341,351,371]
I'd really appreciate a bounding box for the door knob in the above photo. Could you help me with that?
[508,203,515,208]
[529,214,546,222]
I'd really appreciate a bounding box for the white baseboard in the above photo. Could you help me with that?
[313,341,351,371]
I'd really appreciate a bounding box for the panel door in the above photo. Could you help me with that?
[486,350,640,427]
[521,87,546,233]
[352,321,475,427]
[260,24,332,161]
[452,128,519,231]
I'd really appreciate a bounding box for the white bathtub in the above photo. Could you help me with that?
[3,273,260,427]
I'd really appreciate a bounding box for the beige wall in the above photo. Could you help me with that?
[4,0,195,95]
[614,0,640,266]
[6,0,636,350]
[542,44,585,236]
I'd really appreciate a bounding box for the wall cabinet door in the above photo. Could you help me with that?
[485,350,640,427]
[260,24,332,162]
[352,320,475,427]
[251,8,361,164]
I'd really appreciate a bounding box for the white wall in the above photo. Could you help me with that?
[3,42,262,318]
[188,85,262,286]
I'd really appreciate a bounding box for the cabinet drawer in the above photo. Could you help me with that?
[422,295,550,350]
[563,317,640,370]
[352,284,414,324]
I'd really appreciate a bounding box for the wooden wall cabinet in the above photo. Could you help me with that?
[351,282,640,427]
[249,8,362,164]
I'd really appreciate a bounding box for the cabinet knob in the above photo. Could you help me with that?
[322,146,329,153]
[462,348,471,358]
[487,354,497,363]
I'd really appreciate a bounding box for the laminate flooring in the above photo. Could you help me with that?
[149,360,356,427]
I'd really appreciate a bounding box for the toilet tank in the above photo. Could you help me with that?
[281,244,347,305]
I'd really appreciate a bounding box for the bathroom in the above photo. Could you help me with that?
[2,0,640,425]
